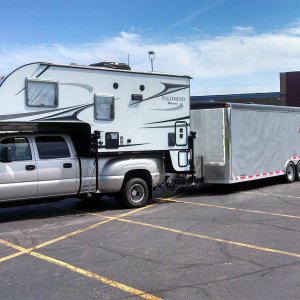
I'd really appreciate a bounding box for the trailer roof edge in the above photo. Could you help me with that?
[190,101,300,113]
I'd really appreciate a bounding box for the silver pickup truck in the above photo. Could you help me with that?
[0,133,165,207]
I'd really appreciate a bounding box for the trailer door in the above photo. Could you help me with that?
[0,136,37,201]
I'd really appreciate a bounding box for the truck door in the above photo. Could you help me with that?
[34,135,79,197]
[0,136,37,201]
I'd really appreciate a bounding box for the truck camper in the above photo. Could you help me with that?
[0,62,191,207]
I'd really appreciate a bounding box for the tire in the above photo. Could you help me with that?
[295,161,300,181]
[285,162,295,183]
[118,178,149,208]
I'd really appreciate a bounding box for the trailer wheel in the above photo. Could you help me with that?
[119,178,149,208]
[285,162,295,183]
[295,161,300,181]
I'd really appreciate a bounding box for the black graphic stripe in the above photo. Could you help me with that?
[141,124,190,129]
[119,143,149,148]
[34,104,93,121]
[144,115,190,125]
[60,83,94,93]
[129,82,189,106]
[143,83,189,102]
[1,62,43,88]
[99,143,149,149]
[0,104,86,121]
[15,65,51,96]
[36,65,51,78]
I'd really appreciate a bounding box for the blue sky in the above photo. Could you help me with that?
[1,0,300,95]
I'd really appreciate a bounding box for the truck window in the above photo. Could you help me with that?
[26,78,58,107]
[35,136,70,159]
[94,95,115,121]
[0,137,32,161]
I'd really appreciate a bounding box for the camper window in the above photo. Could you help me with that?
[94,95,114,121]
[26,79,58,107]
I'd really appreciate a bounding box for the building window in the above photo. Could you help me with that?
[26,78,58,107]
[94,95,115,121]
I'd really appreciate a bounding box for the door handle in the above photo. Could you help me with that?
[26,165,36,171]
[63,163,72,168]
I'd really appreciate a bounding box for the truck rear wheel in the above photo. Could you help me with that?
[118,178,149,208]
[295,161,300,181]
[285,162,295,183]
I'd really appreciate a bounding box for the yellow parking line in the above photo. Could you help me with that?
[0,239,161,300]
[34,204,155,250]
[157,198,300,220]
[154,192,187,201]
[117,218,300,259]
[0,204,155,263]
[0,251,24,263]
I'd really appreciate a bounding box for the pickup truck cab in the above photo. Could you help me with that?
[0,133,165,207]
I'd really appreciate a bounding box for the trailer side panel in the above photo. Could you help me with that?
[231,108,300,181]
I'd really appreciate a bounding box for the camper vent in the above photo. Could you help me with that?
[89,62,131,70]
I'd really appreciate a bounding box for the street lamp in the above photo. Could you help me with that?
[148,51,155,71]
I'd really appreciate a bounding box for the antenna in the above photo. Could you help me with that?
[148,51,155,71]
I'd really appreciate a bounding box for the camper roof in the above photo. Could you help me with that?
[39,62,192,79]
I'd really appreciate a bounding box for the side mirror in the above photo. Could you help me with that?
[1,147,13,163]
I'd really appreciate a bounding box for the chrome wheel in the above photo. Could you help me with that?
[285,162,295,183]
[119,177,149,208]
[130,184,145,203]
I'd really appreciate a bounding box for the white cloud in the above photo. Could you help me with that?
[232,26,254,34]
[2,22,300,95]
[282,19,300,35]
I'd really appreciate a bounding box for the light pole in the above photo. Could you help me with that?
[148,51,155,71]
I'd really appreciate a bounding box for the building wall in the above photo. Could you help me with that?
[193,71,300,107]
[280,71,300,107]
[191,92,281,106]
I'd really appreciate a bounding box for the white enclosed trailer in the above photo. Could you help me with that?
[189,101,300,184]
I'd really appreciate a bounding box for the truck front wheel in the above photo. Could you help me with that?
[118,178,149,208]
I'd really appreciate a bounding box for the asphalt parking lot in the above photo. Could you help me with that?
[1,177,300,300]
